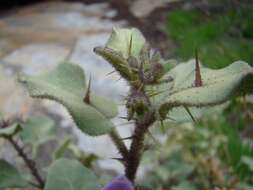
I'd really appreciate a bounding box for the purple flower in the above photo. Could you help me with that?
[102,176,134,190]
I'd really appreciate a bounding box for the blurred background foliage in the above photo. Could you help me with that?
[138,1,253,189]
[166,3,253,69]
[141,98,253,189]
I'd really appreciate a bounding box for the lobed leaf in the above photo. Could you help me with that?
[19,62,117,136]
[158,60,253,118]
[44,158,100,190]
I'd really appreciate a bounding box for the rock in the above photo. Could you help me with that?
[3,43,69,74]
[0,65,35,119]
[130,0,166,18]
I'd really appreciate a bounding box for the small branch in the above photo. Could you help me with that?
[125,112,155,183]
[5,136,45,189]
[109,129,129,160]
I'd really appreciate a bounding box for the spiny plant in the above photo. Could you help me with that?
[0,27,253,190]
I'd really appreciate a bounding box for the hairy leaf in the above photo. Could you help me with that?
[159,60,253,117]
[106,28,145,59]
[94,47,135,81]
[0,160,27,189]
[19,62,117,136]
[44,158,100,190]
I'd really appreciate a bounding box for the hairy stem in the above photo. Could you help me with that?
[6,136,45,189]
[109,129,128,160]
[125,112,155,183]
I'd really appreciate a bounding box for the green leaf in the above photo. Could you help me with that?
[53,138,71,160]
[44,158,100,190]
[106,28,145,59]
[165,103,227,123]
[19,62,117,136]
[159,60,253,117]
[94,47,135,81]
[20,115,56,153]
[0,160,27,189]
[0,124,22,137]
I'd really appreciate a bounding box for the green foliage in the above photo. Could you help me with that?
[53,138,72,160]
[19,62,118,136]
[44,158,100,190]
[217,117,253,181]
[171,181,196,190]
[143,120,235,189]
[20,115,56,154]
[166,9,253,68]
[0,160,27,189]
[158,60,253,119]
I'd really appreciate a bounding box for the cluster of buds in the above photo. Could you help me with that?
[94,28,174,84]
[94,28,175,120]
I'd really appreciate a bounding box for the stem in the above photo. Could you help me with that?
[6,136,45,189]
[125,112,155,183]
[109,129,128,160]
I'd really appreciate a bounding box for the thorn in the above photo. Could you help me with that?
[159,120,167,133]
[143,144,153,151]
[138,60,145,82]
[194,49,203,87]
[111,157,125,164]
[118,116,136,121]
[66,38,78,61]
[119,95,128,101]
[83,75,91,104]
[105,70,116,76]
[148,90,166,97]
[118,121,135,126]
[119,116,129,120]
[183,105,196,124]
[128,34,133,57]
[116,77,122,82]
[137,83,144,92]
[147,130,161,146]
[165,116,176,122]
[121,136,134,140]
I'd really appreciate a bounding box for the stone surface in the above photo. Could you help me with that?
[130,0,175,18]
[3,43,69,74]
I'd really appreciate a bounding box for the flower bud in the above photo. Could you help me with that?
[106,28,146,59]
